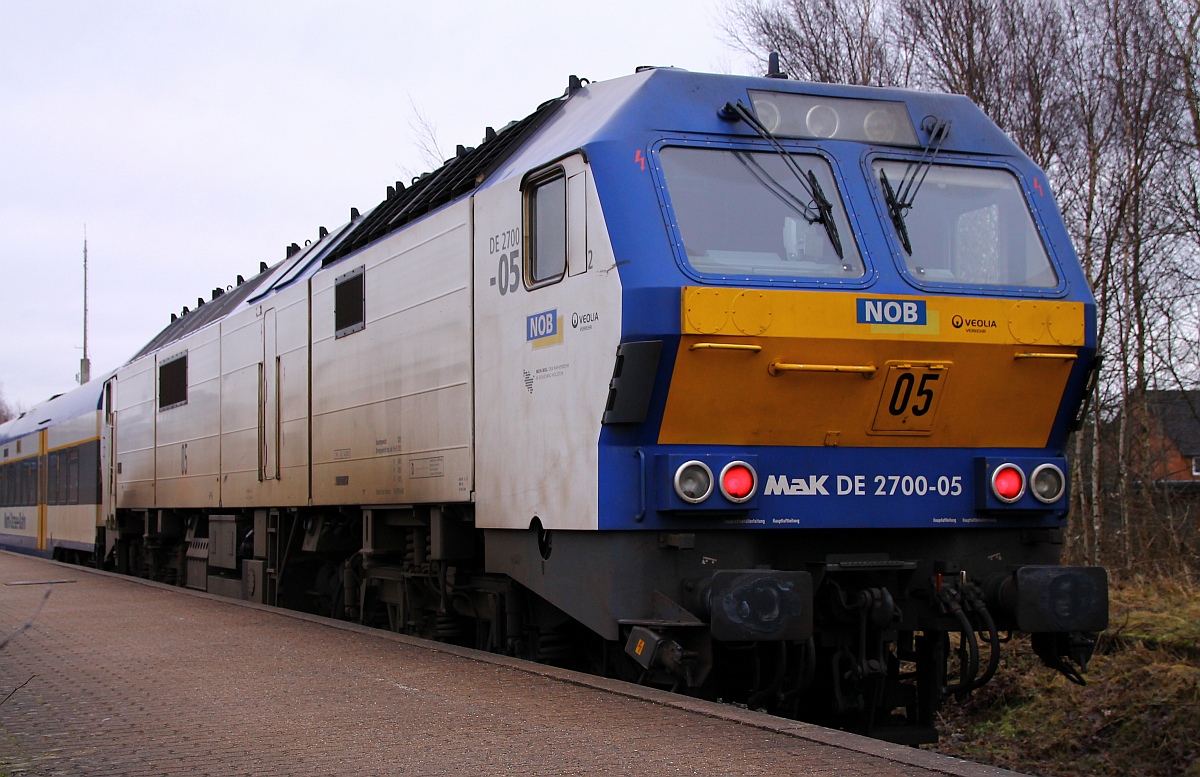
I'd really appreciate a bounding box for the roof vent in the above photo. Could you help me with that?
[319,226,329,239]
[351,207,360,221]
[237,274,245,286]
[260,262,268,273]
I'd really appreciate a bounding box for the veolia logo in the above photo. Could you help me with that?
[952,314,997,330]
[857,298,927,326]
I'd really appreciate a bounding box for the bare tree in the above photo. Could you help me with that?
[0,384,15,425]
[721,0,908,86]
[405,97,448,177]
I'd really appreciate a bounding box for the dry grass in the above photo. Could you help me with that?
[934,579,1200,776]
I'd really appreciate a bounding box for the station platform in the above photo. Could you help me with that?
[0,551,1023,776]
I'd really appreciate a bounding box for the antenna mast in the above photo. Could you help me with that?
[80,227,90,385]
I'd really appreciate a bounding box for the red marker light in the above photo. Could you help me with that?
[991,464,1026,504]
[719,461,758,503]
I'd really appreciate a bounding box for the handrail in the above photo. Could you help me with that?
[1014,352,1078,360]
[769,362,876,377]
[689,343,763,352]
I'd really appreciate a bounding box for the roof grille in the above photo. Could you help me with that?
[321,96,566,268]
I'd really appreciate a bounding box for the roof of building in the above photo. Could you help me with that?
[1148,390,1200,456]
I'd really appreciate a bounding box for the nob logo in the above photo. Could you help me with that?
[857,298,927,325]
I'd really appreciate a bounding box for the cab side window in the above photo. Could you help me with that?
[525,171,567,287]
[159,352,188,411]
[335,266,366,338]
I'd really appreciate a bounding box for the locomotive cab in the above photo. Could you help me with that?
[481,71,1107,741]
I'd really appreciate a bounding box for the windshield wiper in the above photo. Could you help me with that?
[807,170,843,258]
[880,169,912,254]
[723,100,844,259]
[733,152,819,221]
[879,117,951,255]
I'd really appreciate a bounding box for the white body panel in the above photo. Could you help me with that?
[220,284,310,507]
[45,503,99,550]
[473,155,623,530]
[0,502,38,549]
[155,327,221,507]
[311,202,474,506]
[115,356,156,507]
[46,411,99,452]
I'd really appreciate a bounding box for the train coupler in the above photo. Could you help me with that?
[991,565,1109,633]
[989,566,1107,686]
[1032,631,1096,686]
[702,569,814,641]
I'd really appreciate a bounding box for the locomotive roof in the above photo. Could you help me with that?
[127,67,1024,364]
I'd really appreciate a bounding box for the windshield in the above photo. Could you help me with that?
[873,161,1058,288]
[660,147,865,279]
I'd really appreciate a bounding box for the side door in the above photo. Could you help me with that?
[260,308,279,480]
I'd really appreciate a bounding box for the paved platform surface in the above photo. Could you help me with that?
[0,551,1024,776]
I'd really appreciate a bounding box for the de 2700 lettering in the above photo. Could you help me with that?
[768,474,964,496]
[842,475,963,496]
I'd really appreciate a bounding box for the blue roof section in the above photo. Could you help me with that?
[119,67,1049,366]
[491,69,1027,181]
[0,372,112,446]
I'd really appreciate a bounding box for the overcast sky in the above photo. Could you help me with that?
[0,0,753,411]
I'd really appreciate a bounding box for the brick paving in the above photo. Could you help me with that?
[0,552,1022,776]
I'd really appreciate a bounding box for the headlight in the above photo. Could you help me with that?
[749,90,919,146]
[674,461,714,504]
[1030,463,1066,504]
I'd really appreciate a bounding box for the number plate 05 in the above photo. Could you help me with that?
[870,362,951,434]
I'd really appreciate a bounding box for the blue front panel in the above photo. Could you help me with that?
[599,445,1068,531]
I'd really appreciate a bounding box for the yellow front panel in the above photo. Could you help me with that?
[660,288,1083,448]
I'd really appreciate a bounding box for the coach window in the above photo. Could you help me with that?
[66,448,80,504]
[24,460,37,506]
[335,266,366,338]
[159,352,188,411]
[524,170,567,288]
[48,452,60,505]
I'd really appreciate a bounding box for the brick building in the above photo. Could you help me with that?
[1144,390,1200,487]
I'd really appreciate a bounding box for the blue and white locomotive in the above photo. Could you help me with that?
[0,65,1108,741]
